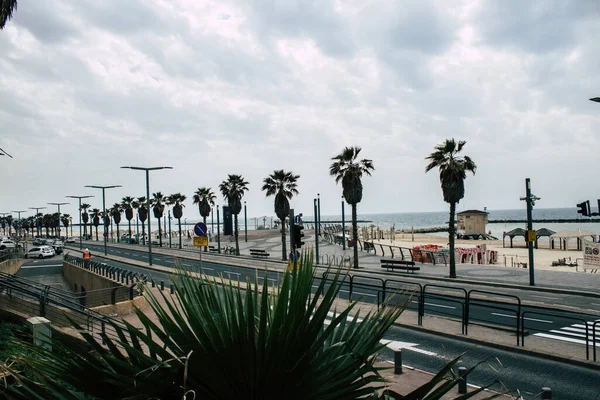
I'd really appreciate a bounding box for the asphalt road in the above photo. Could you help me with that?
[55,244,600,398]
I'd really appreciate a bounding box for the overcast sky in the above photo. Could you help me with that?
[1,0,599,221]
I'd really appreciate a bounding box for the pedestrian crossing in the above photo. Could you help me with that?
[534,321,600,346]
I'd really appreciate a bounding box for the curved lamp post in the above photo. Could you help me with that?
[66,195,94,250]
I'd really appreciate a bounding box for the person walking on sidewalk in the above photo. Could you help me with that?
[83,248,91,269]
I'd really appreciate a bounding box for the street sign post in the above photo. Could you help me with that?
[194,222,207,236]
[194,236,208,247]
[527,230,536,242]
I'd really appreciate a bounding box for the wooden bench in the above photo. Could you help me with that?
[380,259,420,273]
[363,242,375,253]
[250,249,270,258]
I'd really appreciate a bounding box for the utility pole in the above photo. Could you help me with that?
[520,178,540,286]
[85,185,121,255]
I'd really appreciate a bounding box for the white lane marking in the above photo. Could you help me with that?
[423,302,456,310]
[530,295,559,300]
[533,333,600,346]
[224,271,240,276]
[340,289,376,298]
[492,313,552,323]
[200,267,213,271]
[380,339,438,356]
[572,323,596,329]
[591,303,600,307]
[21,264,63,269]
[562,327,590,334]
[549,329,587,338]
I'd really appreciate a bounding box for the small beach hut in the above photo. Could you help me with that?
[549,229,596,251]
[457,210,489,235]
[502,228,527,248]
[534,228,555,249]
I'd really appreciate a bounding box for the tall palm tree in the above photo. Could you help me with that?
[192,187,216,252]
[262,170,300,261]
[0,217,5,235]
[51,213,60,236]
[61,214,71,237]
[219,174,249,255]
[151,192,166,247]
[167,193,187,249]
[121,196,135,243]
[81,203,91,240]
[5,215,13,236]
[330,146,375,270]
[91,208,101,241]
[42,214,52,237]
[0,0,17,29]
[133,197,148,245]
[110,203,122,242]
[425,138,477,278]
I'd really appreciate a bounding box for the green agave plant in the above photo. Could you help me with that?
[0,254,503,399]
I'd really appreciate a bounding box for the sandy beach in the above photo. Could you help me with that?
[370,232,590,273]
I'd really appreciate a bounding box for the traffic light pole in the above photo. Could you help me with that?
[289,208,294,258]
[520,178,540,286]
[314,199,319,264]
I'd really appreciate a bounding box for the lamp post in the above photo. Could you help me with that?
[168,210,172,248]
[66,195,94,250]
[0,147,13,158]
[317,193,321,237]
[217,205,221,253]
[520,178,541,286]
[10,210,26,238]
[121,166,172,265]
[590,97,600,103]
[28,207,46,237]
[48,202,69,239]
[314,199,319,262]
[85,185,121,255]
[244,201,247,242]
[341,196,346,250]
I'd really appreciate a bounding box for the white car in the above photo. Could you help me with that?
[0,239,16,250]
[25,246,55,259]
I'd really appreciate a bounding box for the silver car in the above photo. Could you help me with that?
[25,245,55,259]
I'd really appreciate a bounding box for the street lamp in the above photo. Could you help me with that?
[10,210,26,238]
[244,201,247,242]
[29,207,47,237]
[341,196,345,250]
[121,166,172,265]
[48,202,69,239]
[85,185,122,255]
[520,178,541,286]
[0,147,13,158]
[590,97,600,103]
[66,195,94,250]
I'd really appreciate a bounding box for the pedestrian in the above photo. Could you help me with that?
[83,248,91,268]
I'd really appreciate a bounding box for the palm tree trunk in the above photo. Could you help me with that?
[158,218,162,247]
[95,226,98,241]
[128,220,132,243]
[352,204,359,269]
[280,215,287,261]
[448,202,456,278]
[141,223,146,245]
[116,224,120,243]
[203,216,207,252]
[234,214,239,255]
[178,218,182,249]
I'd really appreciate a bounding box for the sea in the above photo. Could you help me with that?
[314,208,600,243]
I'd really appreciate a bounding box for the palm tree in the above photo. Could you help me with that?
[5,215,13,236]
[151,192,166,247]
[110,203,122,242]
[192,187,216,252]
[60,214,71,238]
[262,170,300,261]
[81,203,91,240]
[51,213,60,236]
[0,0,17,29]
[133,197,148,245]
[121,196,135,243]
[42,214,52,237]
[0,217,5,235]
[167,193,187,249]
[330,146,375,270]
[425,139,477,278]
[219,174,249,255]
[91,208,101,241]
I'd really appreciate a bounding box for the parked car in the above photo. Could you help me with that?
[65,237,76,243]
[0,239,16,250]
[25,246,55,259]
[50,240,64,254]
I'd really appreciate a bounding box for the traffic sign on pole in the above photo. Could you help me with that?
[194,222,207,236]
[194,236,208,247]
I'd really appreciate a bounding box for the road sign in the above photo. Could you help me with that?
[527,230,536,242]
[194,236,208,247]
[194,222,207,236]
[103,232,108,238]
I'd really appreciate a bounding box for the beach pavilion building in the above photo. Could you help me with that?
[549,229,597,251]
[456,210,488,235]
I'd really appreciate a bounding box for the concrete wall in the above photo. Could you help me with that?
[0,259,25,275]
[62,261,124,307]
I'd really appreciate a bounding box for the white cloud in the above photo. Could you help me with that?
[1,0,599,222]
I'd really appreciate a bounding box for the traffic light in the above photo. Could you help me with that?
[294,224,305,248]
[577,201,590,217]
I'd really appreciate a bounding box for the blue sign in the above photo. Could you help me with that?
[194,222,207,236]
